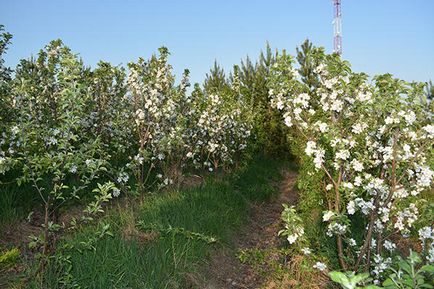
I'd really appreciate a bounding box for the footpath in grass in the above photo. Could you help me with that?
[30,155,291,289]
[202,170,299,289]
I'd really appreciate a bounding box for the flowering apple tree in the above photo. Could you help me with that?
[127,47,194,189]
[0,25,14,174]
[268,50,434,280]
[10,40,119,272]
[186,71,252,172]
[127,48,252,189]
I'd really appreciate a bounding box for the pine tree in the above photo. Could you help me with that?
[237,43,289,154]
[204,60,229,94]
[296,39,320,90]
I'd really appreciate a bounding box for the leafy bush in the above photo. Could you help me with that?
[329,271,381,289]
[382,251,434,289]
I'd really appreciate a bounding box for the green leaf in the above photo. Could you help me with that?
[383,278,395,286]
[329,271,350,286]
[352,272,370,284]
[399,261,412,274]
[420,265,434,273]
[409,250,421,264]
[402,277,414,287]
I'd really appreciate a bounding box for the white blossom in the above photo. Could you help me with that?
[394,204,418,233]
[69,164,77,173]
[112,188,121,197]
[351,159,364,172]
[404,111,416,125]
[356,90,372,102]
[354,176,363,187]
[347,200,356,215]
[301,247,311,255]
[284,114,292,127]
[348,238,357,247]
[327,222,348,236]
[117,172,129,184]
[418,226,433,241]
[427,244,434,263]
[315,121,328,133]
[352,122,368,134]
[372,254,392,277]
[331,99,344,112]
[323,211,335,222]
[134,154,144,164]
[336,149,350,160]
[313,148,325,170]
[313,262,327,271]
[383,240,396,252]
[422,124,434,138]
[415,166,434,187]
[305,141,317,157]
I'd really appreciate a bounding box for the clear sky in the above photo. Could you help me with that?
[1,0,433,85]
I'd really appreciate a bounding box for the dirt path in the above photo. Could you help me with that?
[202,169,298,289]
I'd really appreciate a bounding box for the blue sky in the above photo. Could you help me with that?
[1,0,433,85]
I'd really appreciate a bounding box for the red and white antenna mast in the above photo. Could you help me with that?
[333,0,342,55]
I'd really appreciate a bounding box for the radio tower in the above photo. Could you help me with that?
[333,0,342,55]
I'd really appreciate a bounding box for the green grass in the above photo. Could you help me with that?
[28,155,290,289]
[0,180,38,229]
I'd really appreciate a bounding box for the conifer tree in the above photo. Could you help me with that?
[296,39,321,90]
[236,43,289,154]
[204,60,229,94]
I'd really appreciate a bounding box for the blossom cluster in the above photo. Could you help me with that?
[419,226,434,263]
[278,204,306,245]
[187,93,251,171]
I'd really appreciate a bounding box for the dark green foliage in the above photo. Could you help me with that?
[202,44,289,155]
[0,176,39,227]
[383,251,434,289]
[237,43,289,155]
